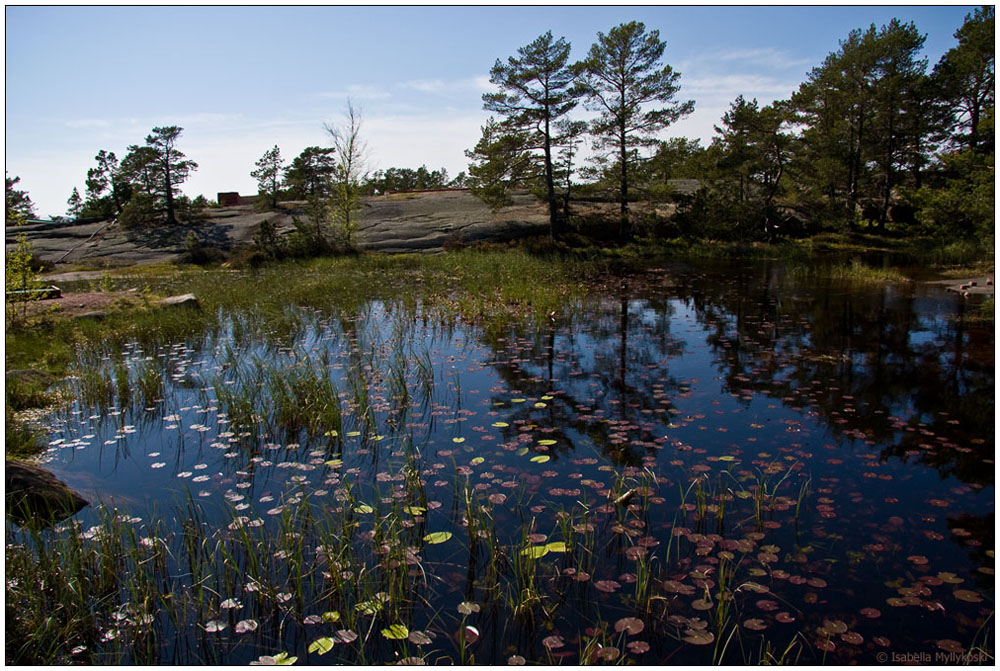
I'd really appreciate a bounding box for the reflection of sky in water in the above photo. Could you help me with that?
[28,264,994,664]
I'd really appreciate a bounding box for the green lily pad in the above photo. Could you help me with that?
[521,545,550,559]
[382,624,409,640]
[423,531,453,544]
[308,637,335,654]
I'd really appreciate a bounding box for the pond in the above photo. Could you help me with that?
[13,260,994,664]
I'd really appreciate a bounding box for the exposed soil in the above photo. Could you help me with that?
[20,290,146,320]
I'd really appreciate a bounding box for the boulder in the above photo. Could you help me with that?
[160,293,200,309]
[6,459,88,527]
[5,368,54,390]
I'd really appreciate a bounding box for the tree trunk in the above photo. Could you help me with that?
[619,122,629,239]
[878,110,895,230]
[543,114,559,239]
[164,160,175,226]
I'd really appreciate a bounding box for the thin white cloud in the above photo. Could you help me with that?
[701,47,813,71]
[65,119,112,129]
[318,84,392,100]
[402,79,449,93]
[172,112,245,127]
[682,73,799,101]
[400,75,493,94]
[472,75,493,91]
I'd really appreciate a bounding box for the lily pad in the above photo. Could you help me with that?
[423,531,453,544]
[953,589,983,603]
[682,629,715,645]
[542,635,565,649]
[308,637,335,654]
[382,624,409,640]
[521,545,549,559]
[614,617,644,635]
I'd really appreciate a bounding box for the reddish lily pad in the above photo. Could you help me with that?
[614,617,644,635]
[626,640,650,654]
[594,580,621,593]
[841,631,864,645]
[937,640,966,653]
[408,630,433,645]
[953,589,983,603]
[542,635,565,649]
[823,620,848,635]
[815,639,835,653]
[682,629,715,646]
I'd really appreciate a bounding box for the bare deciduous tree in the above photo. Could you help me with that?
[324,100,369,245]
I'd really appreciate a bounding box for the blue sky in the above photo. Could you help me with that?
[6,5,977,218]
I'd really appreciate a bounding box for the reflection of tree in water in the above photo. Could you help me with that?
[678,262,993,488]
[480,290,687,467]
[947,513,995,592]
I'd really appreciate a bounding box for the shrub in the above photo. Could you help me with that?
[183,231,222,265]
[117,192,159,229]
[253,219,287,261]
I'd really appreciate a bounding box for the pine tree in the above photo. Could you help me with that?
[482,31,579,237]
[145,126,198,225]
[251,145,285,209]
[933,6,995,152]
[575,21,694,237]
[285,147,337,200]
[66,187,83,219]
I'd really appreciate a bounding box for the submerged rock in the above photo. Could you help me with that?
[6,459,88,527]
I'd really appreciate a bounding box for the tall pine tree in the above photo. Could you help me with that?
[146,126,198,225]
[575,21,693,237]
[481,31,579,237]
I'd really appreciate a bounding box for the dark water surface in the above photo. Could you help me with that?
[30,261,995,664]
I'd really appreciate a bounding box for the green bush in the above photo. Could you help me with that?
[117,191,159,229]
